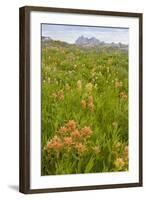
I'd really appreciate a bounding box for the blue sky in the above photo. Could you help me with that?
[42,24,129,44]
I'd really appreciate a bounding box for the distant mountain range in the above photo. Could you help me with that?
[75,35,128,49]
[42,36,52,41]
[42,35,128,52]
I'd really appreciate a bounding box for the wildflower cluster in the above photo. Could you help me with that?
[115,79,123,88]
[119,91,128,100]
[52,90,64,101]
[47,135,63,150]
[45,120,93,155]
[112,142,128,171]
[114,79,128,101]
[81,95,94,112]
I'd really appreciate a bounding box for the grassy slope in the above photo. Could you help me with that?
[41,41,128,175]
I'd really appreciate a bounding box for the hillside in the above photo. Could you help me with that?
[42,35,128,53]
[41,35,128,175]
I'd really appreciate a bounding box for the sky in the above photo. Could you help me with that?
[42,24,129,44]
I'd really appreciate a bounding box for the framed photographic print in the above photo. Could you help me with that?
[19,6,143,194]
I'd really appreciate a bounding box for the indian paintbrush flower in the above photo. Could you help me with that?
[80,126,92,138]
[75,143,86,154]
[77,80,82,91]
[81,99,86,109]
[66,120,76,131]
[114,157,125,170]
[85,82,93,93]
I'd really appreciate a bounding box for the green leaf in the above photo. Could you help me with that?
[84,157,95,173]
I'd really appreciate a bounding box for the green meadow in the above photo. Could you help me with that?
[41,40,128,175]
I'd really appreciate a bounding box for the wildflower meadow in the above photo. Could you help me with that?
[41,33,128,175]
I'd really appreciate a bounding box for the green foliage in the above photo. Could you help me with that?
[41,43,128,175]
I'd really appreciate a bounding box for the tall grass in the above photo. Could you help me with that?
[41,43,128,175]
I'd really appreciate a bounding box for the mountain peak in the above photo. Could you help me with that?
[75,35,100,46]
